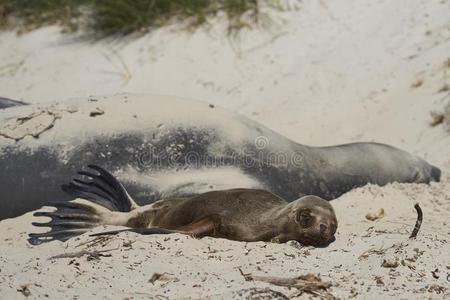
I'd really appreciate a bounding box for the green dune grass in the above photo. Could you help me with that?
[0,0,279,36]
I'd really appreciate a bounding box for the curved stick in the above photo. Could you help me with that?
[409,203,423,239]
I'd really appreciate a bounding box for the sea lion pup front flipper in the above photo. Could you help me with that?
[89,215,218,238]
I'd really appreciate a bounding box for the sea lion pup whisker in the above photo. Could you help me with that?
[30,165,338,246]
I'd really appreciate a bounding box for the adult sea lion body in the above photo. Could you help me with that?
[29,165,338,246]
[0,94,441,220]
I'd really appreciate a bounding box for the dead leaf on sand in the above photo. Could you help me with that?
[366,208,385,221]
[382,258,399,268]
[149,273,179,286]
[17,284,31,297]
[430,112,444,127]
[89,107,104,117]
[239,269,336,299]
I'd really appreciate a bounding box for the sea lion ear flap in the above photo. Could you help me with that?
[61,165,138,212]
[296,208,313,227]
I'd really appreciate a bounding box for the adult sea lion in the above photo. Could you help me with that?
[0,97,27,109]
[29,165,337,246]
[0,93,441,220]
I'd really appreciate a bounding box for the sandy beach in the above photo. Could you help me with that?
[0,0,449,298]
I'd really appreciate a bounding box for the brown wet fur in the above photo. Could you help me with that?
[123,189,337,246]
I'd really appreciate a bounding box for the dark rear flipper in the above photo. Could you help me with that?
[28,200,105,245]
[61,164,137,212]
[29,165,138,245]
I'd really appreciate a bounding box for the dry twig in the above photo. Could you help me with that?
[49,247,118,260]
[239,269,335,299]
[409,203,423,239]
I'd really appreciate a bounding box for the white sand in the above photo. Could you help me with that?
[1,181,449,299]
[0,0,449,298]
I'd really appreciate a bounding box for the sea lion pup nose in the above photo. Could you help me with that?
[29,165,337,247]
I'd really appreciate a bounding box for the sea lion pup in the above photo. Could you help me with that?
[29,165,337,247]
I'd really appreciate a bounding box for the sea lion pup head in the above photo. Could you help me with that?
[279,196,337,247]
